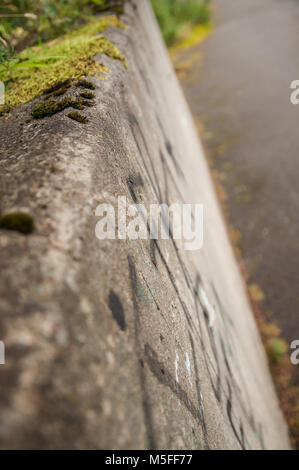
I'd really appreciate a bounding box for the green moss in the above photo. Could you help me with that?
[76,79,96,90]
[0,213,34,234]
[80,91,96,99]
[0,16,126,113]
[32,96,89,118]
[81,99,95,107]
[98,0,125,15]
[43,80,73,98]
[267,338,288,365]
[0,105,10,117]
[49,86,70,98]
[67,112,88,123]
[43,79,72,95]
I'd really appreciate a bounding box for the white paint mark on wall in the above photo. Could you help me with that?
[200,392,204,413]
[175,352,179,383]
[185,352,193,387]
[199,286,216,327]
[185,353,191,376]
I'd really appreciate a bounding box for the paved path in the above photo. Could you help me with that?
[176,0,299,374]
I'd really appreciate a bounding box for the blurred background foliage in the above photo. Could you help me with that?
[0,0,211,60]
[150,0,210,46]
[0,0,119,60]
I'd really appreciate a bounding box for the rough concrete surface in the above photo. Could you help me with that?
[0,0,291,449]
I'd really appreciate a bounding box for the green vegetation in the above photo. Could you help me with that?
[67,111,88,123]
[32,96,85,119]
[43,79,72,97]
[0,16,126,112]
[0,212,34,234]
[0,2,126,113]
[76,79,96,90]
[0,1,123,51]
[266,338,288,364]
[0,44,10,64]
[151,0,210,46]
[80,91,96,99]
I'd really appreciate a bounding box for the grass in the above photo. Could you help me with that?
[0,16,126,112]
[151,0,210,46]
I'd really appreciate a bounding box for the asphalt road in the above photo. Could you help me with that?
[176,0,299,371]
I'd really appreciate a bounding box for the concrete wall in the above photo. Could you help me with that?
[0,0,290,449]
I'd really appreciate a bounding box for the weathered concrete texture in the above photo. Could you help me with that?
[0,0,290,449]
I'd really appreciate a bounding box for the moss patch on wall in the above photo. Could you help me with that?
[32,96,87,119]
[0,16,126,113]
[76,79,96,90]
[0,213,34,234]
[67,112,88,123]
[80,91,96,100]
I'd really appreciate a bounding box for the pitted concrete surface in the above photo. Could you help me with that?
[0,0,290,449]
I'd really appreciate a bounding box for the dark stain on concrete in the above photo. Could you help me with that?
[108,290,126,331]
